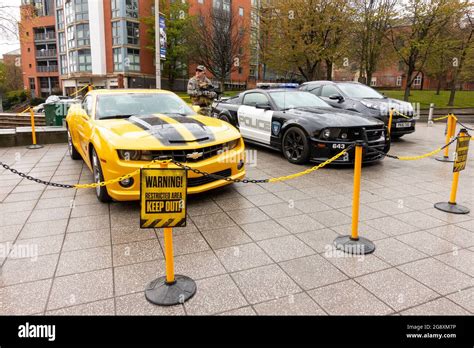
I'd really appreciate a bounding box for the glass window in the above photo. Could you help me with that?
[112,21,121,45]
[77,23,90,46]
[269,91,331,110]
[223,0,230,11]
[243,93,269,107]
[57,9,64,30]
[239,7,244,16]
[126,0,138,18]
[58,32,66,52]
[67,26,75,48]
[75,0,89,21]
[126,48,140,71]
[65,1,74,24]
[29,78,36,90]
[337,83,384,99]
[396,76,402,86]
[413,75,422,86]
[78,49,92,72]
[68,50,77,72]
[320,85,341,97]
[111,0,120,18]
[60,54,68,74]
[113,48,123,71]
[370,77,377,87]
[126,21,139,45]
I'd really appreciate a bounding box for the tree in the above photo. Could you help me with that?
[258,0,353,82]
[191,6,247,91]
[142,0,195,90]
[387,0,465,101]
[352,0,397,85]
[0,60,23,94]
[448,4,473,106]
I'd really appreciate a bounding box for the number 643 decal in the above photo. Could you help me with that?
[332,143,346,149]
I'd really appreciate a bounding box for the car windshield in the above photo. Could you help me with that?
[269,91,330,110]
[95,93,195,119]
[337,83,384,99]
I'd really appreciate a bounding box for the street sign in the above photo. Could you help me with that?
[140,168,187,228]
[453,135,470,172]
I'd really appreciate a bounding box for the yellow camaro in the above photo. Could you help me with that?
[66,89,245,202]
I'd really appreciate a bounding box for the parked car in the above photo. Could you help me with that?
[300,81,416,138]
[211,89,390,165]
[66,89,245,202]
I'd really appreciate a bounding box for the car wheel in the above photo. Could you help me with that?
[91,148,112,203]
[282,127,310,164]
[218,113,233,126]
[67,126,81,160]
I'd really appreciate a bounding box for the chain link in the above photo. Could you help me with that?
[0,161,75,188]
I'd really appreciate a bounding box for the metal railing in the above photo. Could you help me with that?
[36,49,57,58]
[34,33,56,41]
[36,65,58,72]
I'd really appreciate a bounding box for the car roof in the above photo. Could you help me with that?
[245,88,302,93]
[302,81,361,86]
[86,89,173,95]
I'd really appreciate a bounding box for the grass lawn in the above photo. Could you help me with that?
[379,89,474,109]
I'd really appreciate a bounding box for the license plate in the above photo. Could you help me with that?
[396,122,411,128]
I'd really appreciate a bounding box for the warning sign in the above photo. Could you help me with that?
[453,135,470,172]
[140,168,187,228]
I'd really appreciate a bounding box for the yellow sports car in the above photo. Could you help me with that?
[66,89,246,202]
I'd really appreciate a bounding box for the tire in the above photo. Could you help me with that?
[282,127,310,164]
[91,148,112,203]
[218,113,233,126]
[67,126,81,160]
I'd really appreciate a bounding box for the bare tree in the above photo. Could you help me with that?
[192,7,247,91]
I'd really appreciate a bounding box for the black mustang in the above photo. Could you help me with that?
[211,89,390,164]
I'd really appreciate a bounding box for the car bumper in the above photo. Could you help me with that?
[99,144,246,201]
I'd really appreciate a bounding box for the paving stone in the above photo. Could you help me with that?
[274,190,313,202]
[226,207,271,224]
[215,243,273,272]
[116,293,184,315]
[308,210,352,228]
[324,253,391,278]
[57,246,112,276]
[331,223,389,241]
[257,235,314,262]
[447,287,474,313]
[0,224,23,243]
[240,220,290,241]
[396,231,457,256]
[426,224,474,248]
[201,226,252,249]
[158,232,209,256]
[48,269,114,310]
[279,254,347,290]
[259,202,303,219]
[70,203,110,218]
[275,214,325,233]
[364,216,419,236]
[435,249,474,277]
[0,253,59,286]
[191,212,236,230]
[296,229,341,253]
[111,225,156,245]
[187,199,222,217]
[215,196,255,211]
[398,258,474,295]
[47,299,115,315]
[373,238,428,266]
[184,274,248,315]
[339,205,387,221]
[112,239,163,267]
[19,219,68,239]
[114,260,165,296]
[63,229,111,251]
[393,211,447,230]
[174,250,227,280]
[231,264,301,304]
[355,268,438,312]
[12,234,64,257]
[0,200,37,213]
[401,297,470,315]
[308,279,393,315]
[0,211,31,228]
[245,193,284,207]
[254,292,326,315]
[0,279,52,315]
[219,306,257,315]
[67,215,110,233]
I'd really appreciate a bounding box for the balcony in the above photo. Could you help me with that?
[36,65,58,73]
[34,33,56,42]
[36,49,57,58]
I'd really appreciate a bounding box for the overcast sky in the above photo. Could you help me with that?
[0,0,21,58]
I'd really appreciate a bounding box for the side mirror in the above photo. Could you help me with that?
[329,94,344,102]
[191,105,201,114]
[255,103,271,110]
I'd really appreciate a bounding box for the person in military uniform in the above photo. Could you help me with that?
[187,65,217,107]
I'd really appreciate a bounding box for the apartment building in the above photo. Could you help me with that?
[19,0,60,98]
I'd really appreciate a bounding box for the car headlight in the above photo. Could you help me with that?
[321,129,332,139]
[219,139,240,154]
[117,150,152,161]
[361,101,379,110]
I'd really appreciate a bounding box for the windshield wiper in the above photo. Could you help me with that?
[98,115,133,120]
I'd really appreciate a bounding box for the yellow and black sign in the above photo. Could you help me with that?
[140,168,187,228]
[453,135,470,172]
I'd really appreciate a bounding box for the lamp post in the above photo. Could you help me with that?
[155,0,161,89]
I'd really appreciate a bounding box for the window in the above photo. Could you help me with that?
[320,85,340,97]
[126,48,140,71]
[126,0,138,18]
[413,75,422,86]
[39,77,49,89]
[56,0,62,8]
[68,50,77,72]
[60,54,68,74]
[65,1,73,24]
[127,21,139,45]
[112,21,121,45]
[67,25,75,48]
[75,0,89,21]
[58,32,66,52]
[396,76,402,87]
[29,78,35,90]
[370,77,377,87]
[198,0,203,3]
[82,96,93,116]
[223,0,230,11]
[113,48,123,71]
[78,49,92,72]
[239,7,244,16]
[111,0,120,18]
[243,93,269,107]
[57,9,64,30]
[238,67,243,74]
[76,23,90,46]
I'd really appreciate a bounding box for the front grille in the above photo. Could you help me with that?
[188,169,232,187]
[151,144,225,163]
[348,126,385,142]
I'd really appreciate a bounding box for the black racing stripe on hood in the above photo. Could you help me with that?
[171,117,216,143]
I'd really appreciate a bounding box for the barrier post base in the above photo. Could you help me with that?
[434,202,470,215]
[145,275,196,306]
[333,235,375,255]
[27,144,43,150]
[435,155,454,163]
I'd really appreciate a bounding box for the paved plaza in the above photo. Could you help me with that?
[0,123,473,316]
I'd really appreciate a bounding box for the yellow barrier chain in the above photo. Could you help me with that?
[70,84,93,97]
[392,110,412,119]
[433,115,449,121]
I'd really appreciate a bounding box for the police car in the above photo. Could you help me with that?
[211,89,390,164]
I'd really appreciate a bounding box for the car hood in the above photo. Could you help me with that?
[95,113,240,149]
[359,98,414,115]
[290,107,384,127]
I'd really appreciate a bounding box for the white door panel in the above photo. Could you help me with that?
[237,105,273,145]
